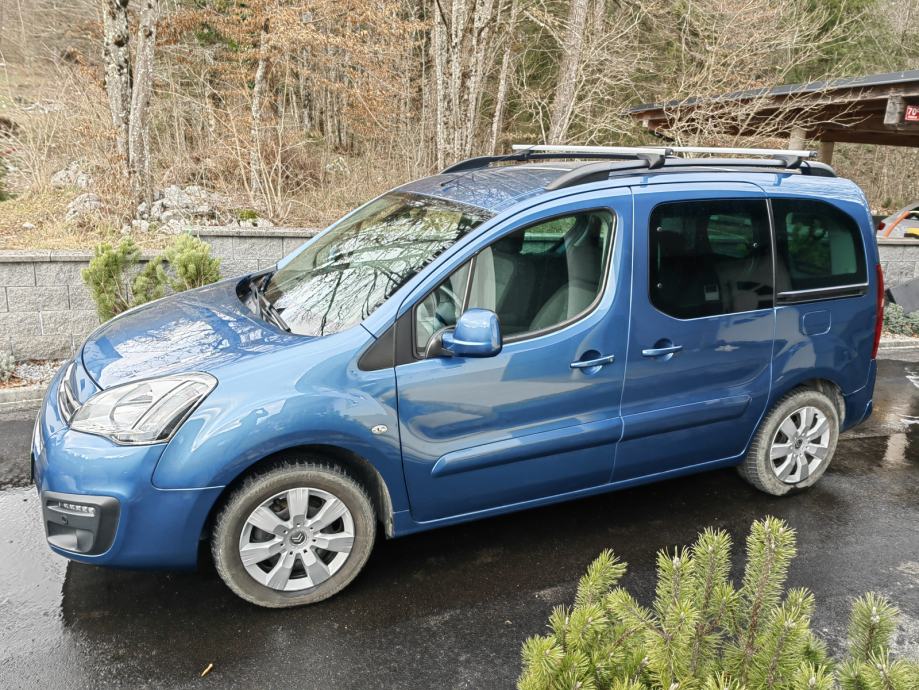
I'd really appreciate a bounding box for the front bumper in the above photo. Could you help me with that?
[32,363,223,569]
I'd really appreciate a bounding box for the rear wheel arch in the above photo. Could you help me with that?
[205,444,395,540]
[770,377,845,421]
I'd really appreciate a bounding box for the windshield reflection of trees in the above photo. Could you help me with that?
[269,194,489,336]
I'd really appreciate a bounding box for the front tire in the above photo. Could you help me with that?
[211,459,376,608]
[739,388,840,496]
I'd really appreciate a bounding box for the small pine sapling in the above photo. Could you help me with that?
[518,518,919,690]
[161,234,221,292]
[131,256,168,306]
[81,238,142,321]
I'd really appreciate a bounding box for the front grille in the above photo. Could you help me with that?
[57,362,79,424]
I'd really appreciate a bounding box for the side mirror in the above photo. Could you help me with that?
[441,309,502,358]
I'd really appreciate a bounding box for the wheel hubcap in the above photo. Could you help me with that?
[769,405,831,484]
[239,487,355,592]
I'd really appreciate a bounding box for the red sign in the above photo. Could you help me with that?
[906,105,919,122]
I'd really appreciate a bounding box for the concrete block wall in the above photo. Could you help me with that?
[877,239,919,288]
[0,230,910,360]
[0,227,318,360]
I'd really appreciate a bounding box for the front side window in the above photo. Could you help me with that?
[266,193,492,336]
[414,209,614,353]
[773,198,867,293]
[650,199,773,319]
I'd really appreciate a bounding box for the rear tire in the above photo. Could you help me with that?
[211,458,376,608]
[738,388,839,496]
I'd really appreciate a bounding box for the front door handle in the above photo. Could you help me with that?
[642,344,683,357]
[570,354,616,369]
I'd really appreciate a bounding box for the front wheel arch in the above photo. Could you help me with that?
[203,444,395,543]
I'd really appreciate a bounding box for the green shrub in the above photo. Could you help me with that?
[81,238,142,321]
[237,208,259,221]
[0,351,15,382]
[82,234,221,321]
[160,233,221,292]
[518,517,919,690]
[882,303,919,338]
[131,256,168,307]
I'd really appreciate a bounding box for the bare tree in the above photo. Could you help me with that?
[102,0,131,163]
[128,0,159,205]
[513,0,647,145]
[430,0,501,168]
[249,16,271,195]
[547,0,590,143]
[488,0,520,154]
[647,0,862,147]
[101,0,159,204]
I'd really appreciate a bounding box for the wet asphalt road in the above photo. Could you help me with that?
[1,355,918,689]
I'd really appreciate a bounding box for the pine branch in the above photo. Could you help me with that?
[733,517,797,684]
[847,593,899,663]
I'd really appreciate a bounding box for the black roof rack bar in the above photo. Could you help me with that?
[440,150,669,174]
[546,157,834,191]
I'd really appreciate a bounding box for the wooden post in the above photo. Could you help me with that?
[788,126,806,150]
[884,93,905,126]
[818,140,835,165]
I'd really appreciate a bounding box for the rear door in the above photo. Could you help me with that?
[614,182,776,481]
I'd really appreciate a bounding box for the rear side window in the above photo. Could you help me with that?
[650,199,773,319]
[773,199,866,293]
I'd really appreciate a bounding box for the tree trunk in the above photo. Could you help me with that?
[461,0,497,157]
[250,17,271,196]
[102,0,131,167]
[430,0,501,165]
[548,0,591,144]
[488,0,519,155]
[128,0,159,206]
[432,1,449,169]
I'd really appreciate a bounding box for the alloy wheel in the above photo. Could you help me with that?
[238,487,355,592]
[769,405,831,484]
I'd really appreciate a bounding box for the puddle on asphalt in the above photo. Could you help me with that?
[0,487,67,660]
[883,433,912,468]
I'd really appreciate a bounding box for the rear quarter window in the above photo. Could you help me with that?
[773,198,867,293]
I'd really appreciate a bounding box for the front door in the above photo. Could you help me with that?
[396,191,632,523]
[614,183,776,481]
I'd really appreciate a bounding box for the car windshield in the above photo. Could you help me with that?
[264,192,492,336]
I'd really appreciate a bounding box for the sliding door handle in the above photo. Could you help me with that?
[641,344,683,357]
[570,354,616,369]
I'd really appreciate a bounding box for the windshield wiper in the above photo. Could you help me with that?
[249,273,291,332]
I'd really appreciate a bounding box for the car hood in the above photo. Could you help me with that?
[81,279,308,389]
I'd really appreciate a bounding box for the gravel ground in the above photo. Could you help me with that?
[12,360,63,385]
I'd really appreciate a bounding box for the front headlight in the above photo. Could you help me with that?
[70,373,217,445]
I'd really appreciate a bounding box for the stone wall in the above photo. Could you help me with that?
[0,228,318,360]
[0,231,912,360]
[877,239,919,288]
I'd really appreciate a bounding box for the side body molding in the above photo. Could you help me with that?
[620,395,751,441]
[431,417,624,478]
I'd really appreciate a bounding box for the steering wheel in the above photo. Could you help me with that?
[422,283,462,327]
[416,283,463,355]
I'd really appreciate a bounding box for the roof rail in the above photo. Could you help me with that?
[545,156,832,191]
[440,143,818,175]
[440,144,829,193]
[510,144,676,157]
[440,148,660,174]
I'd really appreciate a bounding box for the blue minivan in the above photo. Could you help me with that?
[33,145,882,607]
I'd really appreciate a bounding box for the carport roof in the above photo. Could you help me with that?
[629,70,919,147]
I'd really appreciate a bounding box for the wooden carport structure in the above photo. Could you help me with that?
[628,70,919,165]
